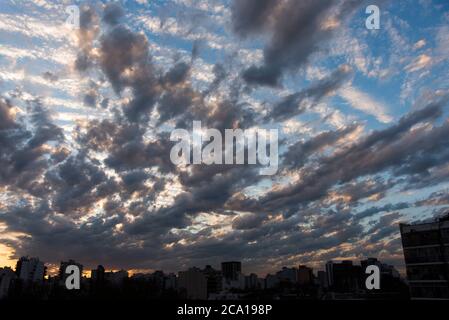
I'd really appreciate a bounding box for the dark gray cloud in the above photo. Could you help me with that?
[157,85,195,124]
[415,190,449,207]
[335,177,394,204]
[99,25,159,122]
[354,202,410,220]
[231,0,278,37]
[42,71,58,82]
[232,213,267,230]
[83,81,100,107]
[103,2,125,26]
[233,0,362,86]
[0,98,63,197]
[267,65,352,121]
[125,163,262,236]
[366,212,401,243]
[283,123,358,169]
[46,152,109,215]
[83,90,97,107]
[75,5,99,72]
[163,62,191,86]
[203,63,227,97]
[258,96,449,212]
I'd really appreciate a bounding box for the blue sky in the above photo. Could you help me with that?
[0,0,449,275]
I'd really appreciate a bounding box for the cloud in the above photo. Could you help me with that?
[283,124,359,170]
[42,71,58,82]
[257,95,448,212]
[99,25,160,122]
[405,54,432,72]
[0,99,17,130]
[0,98,64,196]
[267,64,352,122]
[102,2,125,26]
[413,39,426,50]
[232,212,267,230]
[231,0,278,37]
[339,86,393,123]
[2,2,449,275]
[232,0,362,86]
[354,203,410,220]
[415,190,449,207]
[366,212,402,243]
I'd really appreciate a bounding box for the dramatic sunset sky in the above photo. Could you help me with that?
[1,0,449,275]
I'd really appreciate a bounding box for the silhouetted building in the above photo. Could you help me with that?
[297,265,314,285]
[361,258,400,279]
[164,273,177,290]
[400,215,449,299]
[91,265,105,283]
[150,270,165,289]
[221,261,244,290]
[326,260,362,292]
[203,265,222,295]
[265,274,280,289]
[15,256,45,283]
[221,261,241,281]
[276,267,297,283]
[317,270,328,289]
[360,257,409,299]
[90,265,106,294]
[245,273,260,290]
[0,267,16,299]
[59,260,83,286]
[106,269,129,286]
[178,267,207,300]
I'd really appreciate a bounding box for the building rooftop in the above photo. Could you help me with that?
[400,212,449,233]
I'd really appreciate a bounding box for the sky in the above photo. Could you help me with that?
[0,0,449,276]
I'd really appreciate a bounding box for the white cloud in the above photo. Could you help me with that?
[0,13,74,43]
[405,54,432,72]
[339,86,392,124]
[413,39,426,50]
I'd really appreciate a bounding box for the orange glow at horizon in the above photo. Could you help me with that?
[0,244,16,269]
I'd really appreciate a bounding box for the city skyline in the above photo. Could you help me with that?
[2,213,449,299]
[1,0,449,277]
[1,254,410,300]
[2,255,397,279]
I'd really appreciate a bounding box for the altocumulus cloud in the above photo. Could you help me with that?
[0,0,448,274]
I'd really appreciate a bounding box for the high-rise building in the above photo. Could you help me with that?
[360,257,400,279]
[58,260,83,286]
[360,257,408,298]
[203,265,222,295]
[0,267,16,299]
[245,273,259,290]
[400,214,449,299]
[297,265,314,285]
[325,260,362,292]
[178,267,208,300]
[91,265,105,283]
[221,261,241,281]
[221,261,244,290]
[15,256,45,283]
